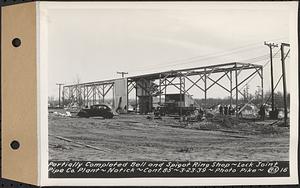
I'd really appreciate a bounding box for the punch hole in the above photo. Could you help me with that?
[10,140,20,150]
[12,38,21,47]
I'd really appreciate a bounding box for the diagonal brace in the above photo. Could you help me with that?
[206,71,229,91]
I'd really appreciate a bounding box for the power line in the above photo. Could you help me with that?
[241,55,270,63]
[147,52,270,75]
[232,48,281,98]
[130,48,280,74]
[129,44,267,73]
[159,37,287,68]
[128,37,288,73]
[131,52,268,74]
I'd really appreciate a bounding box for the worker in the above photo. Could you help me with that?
[224,105,228,115]
[229,105,234,115]
[259,105,265,120]
[219,105,224,115]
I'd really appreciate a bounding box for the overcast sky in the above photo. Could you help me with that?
[43,2,295,99]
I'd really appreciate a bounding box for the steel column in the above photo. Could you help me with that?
[235,63,239,118]
[230,71,232,106]
[179,76,183,117]
[62,88,65,107]
[204,68,207,108]
[102,85,105,103]
[261,68,264,106]
[135,82,138,113]
[159,74,162,104]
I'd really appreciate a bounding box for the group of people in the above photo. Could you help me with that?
[219,105,235,115]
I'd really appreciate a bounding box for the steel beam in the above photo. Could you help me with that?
[232,68,261,91]
[207,76,231,93]
[206,71,229,91]
[185,74,205,93]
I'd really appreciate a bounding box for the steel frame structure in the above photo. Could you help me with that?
[62,62,263,117]
[62,80,114,107]
[128,62,263,116]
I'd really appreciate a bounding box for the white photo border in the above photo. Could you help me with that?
[38,1,299,186]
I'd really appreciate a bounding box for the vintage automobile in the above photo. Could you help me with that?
[77,104,114,118]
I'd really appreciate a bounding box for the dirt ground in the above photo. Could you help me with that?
[49,111,289,161]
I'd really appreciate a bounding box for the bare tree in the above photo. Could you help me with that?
[72,74,84,106]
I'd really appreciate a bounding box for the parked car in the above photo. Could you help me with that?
[77,104,114,119]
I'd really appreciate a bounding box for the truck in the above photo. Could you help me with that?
[156,94,197,116]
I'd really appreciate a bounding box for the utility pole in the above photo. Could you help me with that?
[264,41,278,118]
[117,71,128,78]
[280,43,290,126]
[56,83,64,108]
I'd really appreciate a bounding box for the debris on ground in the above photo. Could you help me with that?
[52,111,72,117]
[146,116,153,120]
[205,110,215,118]
[154,116,162,120]
[177,147,194,153]
[171,113,289,136]
[50,143,72,150]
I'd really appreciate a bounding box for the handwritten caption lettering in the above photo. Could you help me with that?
[49,161,289,178]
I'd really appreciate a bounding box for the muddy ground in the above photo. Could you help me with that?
[49,112,289,161]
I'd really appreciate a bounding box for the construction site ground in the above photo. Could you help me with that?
[49,110,289,161]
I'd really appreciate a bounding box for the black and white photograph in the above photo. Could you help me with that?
[39,1,298,185]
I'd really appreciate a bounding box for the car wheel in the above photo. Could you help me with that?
[104,113,113,119]
[78,111,89,118]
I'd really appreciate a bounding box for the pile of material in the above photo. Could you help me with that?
[210,115,247,128]
[52,111,72,117]
[183,114,289,136]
